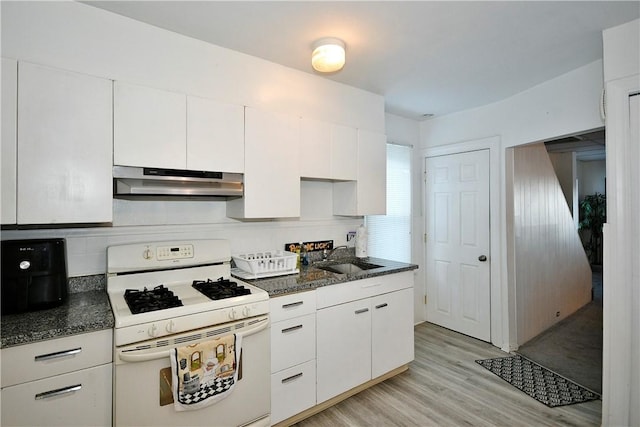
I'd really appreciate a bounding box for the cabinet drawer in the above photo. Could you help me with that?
[270,290,316,323]
[271,313,315,373]
[1,363,112,427]
[1,329,112,387]
[316,271,413,309]
[271,360,316,425]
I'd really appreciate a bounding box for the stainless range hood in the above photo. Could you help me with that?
[113,166,243,199]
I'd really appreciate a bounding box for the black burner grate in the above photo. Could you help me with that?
[124,284,183,314]
[192,277,251,301]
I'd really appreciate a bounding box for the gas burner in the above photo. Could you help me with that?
[124,284,183,314]
[192,277,251,301]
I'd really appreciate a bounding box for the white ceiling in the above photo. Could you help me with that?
[85,1,639,120]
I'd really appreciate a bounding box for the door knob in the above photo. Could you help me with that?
[478,255,487,262]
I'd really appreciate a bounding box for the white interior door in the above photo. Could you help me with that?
[425,149,491,341]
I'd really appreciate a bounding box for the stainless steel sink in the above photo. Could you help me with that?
[314,260,382,275]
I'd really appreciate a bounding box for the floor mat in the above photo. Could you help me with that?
[475,355,600,407]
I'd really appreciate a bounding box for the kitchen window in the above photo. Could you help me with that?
[366,143,412,263]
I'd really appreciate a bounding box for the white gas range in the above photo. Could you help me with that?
[107,239,271,427]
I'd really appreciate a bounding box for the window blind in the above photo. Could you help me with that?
[366,143,412,263]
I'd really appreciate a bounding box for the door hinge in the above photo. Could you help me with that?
[424,295,427,305]
[424,233,427,243]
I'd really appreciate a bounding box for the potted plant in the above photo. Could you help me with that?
[579,193,606,265]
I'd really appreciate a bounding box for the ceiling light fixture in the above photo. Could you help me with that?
[311,37,346,73]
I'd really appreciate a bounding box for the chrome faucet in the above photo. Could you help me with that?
[322,245,348,261]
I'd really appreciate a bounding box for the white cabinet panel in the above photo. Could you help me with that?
[300,117,331,178]
[1,364,112,427]
[316,299,372,403]
[271,360,316,425]
[1,57,17,225]
[371,288,414,378]
[299,119,357,181]
[17,62,112,224]
[333,129,386,216]
[271,313,316,373]
[186,95,244,173]
[227,107,300,218]
[331,124,358,181]
[1,329,112,388]
[270,291,316,323]
[114,81,186,169]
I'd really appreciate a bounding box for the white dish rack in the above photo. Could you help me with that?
[231,250,299,279]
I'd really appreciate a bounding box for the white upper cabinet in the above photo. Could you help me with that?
[227,107,300,218]
[299,118,357,181]
[1,58,18,225]
[114,82,244,173]
[114,82,186,169]
[331,124,358,181]
[300,117,331,179]
[333,129,386,216]
[16,62,112,224]
[186,95,244,173]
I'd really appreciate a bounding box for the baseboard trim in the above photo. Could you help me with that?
[273,365,409,427]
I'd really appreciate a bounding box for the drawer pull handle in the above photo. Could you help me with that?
[355,308,369,314]
[362,283,382,288]
[34,347,82,362]
[282,301,303,309]
[35,384,82,400]
[375,303,388,309]
[281,373,303,384]
[281,324,303,333]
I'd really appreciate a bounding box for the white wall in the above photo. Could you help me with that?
[0,1,382,278]
[510,143,591,344]
[601,18,639,427]
[384,113,423,324]
[577,159,606,200]
[419,60,605,350]
[548,152,577,218]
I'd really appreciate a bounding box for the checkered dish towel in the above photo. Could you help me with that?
[170,333,241,411]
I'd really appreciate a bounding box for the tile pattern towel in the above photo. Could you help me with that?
[170,333,241,411]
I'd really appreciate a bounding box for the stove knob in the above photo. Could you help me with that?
[143,249,154,260]
[228,309,237,320]
[242,306,250,317]
[166,320,176,333]
[148,324,158,338]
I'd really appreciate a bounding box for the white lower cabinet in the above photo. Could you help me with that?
[1,364,112,427]
[270,291,316,424]
[0,329,113,427]
[316,272,414,403]
[316,298,372,403]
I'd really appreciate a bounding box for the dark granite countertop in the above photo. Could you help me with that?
[234,256,418,297]
[1,281,113,349]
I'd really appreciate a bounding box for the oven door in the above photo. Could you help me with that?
[114,315,270,427]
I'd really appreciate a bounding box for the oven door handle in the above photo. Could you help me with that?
[118,316,270,363]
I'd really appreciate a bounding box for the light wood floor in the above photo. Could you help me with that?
[295,322,601,427]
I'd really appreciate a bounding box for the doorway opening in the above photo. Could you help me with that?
[516,128,605,395]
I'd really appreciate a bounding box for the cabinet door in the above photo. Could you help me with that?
[271,313,316,373]
[227,107,300,218]
[1,58,17,224]
[331,124,357,181]
[271,360,316,425]
[114,81,186,169]
[187,95,244,173]
[371,288,415,378]
[356,129,386,214]
[1,364,112,427]
[300,117,331,179]
[333,129,386,215]
[316,299,371,403]
[17,62,112,224]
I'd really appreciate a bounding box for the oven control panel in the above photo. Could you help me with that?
[156,244,194,261]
